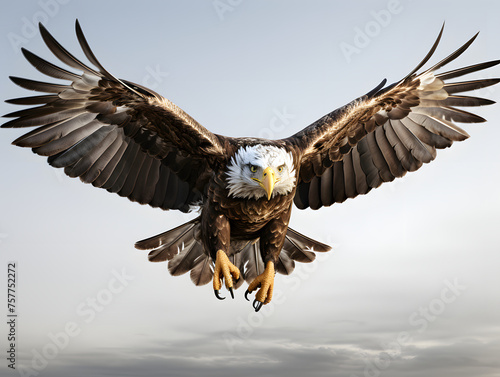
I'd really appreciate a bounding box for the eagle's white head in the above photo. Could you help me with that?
[226,145,296,200]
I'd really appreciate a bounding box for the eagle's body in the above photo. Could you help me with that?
[3,21,499,311]
[204,141,298,252]
[138,139,321,298]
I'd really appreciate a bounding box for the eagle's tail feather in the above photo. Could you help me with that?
[190,256,213,286]
[229,252,246,289]
[134,217,201,263]
[239,242,265,284]
[285,227,331,253]
[240,227,332,280]
[136,221,331,287]
[135,217,214,286]
[277,227,331,275]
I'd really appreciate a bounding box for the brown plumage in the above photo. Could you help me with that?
[2,21,499,310]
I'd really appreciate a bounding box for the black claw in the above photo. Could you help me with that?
[214,290,225,300]
[253,300,263,312]
[228,287,234,299]
[245,289,251,301]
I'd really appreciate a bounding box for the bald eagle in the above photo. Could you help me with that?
[3,21,499,312]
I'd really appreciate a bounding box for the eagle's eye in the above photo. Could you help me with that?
[277,164,285,173]
[249,165,258,173]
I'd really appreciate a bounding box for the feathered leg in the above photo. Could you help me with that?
[244,211,289,311]
[202,205,240,300]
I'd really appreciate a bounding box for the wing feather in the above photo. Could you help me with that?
[391,119,434,163]
[342,152,356,199]
[54,126,114,171]
[7,76,70,94]
[375,126,403,178]
[21,48,80,81]
[384,121,421,172]
[102,142,138,191]
[92,140,128,188]
[351,146,370,195]
[3,20,226,212]
[320,165,334,206]
[332,161,346,203]
[131,158,161,204]
[66,129,119,178]
[357,137,382,188]
[119,149,148,198]
[364,131,393,183]
[291,27,499,210]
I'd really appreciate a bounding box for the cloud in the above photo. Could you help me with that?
[8,329,499,377]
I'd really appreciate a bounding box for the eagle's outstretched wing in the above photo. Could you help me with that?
[2,20,226,212]
[288,27,500,210]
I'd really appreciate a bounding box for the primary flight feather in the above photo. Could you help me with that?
[3,21,499,311]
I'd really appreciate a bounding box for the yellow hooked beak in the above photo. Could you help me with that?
[252,167,278,200]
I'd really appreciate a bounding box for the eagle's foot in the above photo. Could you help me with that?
[213,250,240,300]
[245,261,275,312]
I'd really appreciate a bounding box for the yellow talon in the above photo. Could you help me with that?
[246,261,275,311]
[213,250,240,299]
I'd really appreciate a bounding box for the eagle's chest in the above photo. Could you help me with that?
[208,172,295,234]
[225,195,293,238]
[223,194,292,222]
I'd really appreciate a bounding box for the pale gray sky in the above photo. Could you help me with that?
[1,1,499,377]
